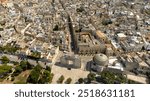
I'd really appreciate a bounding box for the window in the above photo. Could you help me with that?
[68,60,73,65]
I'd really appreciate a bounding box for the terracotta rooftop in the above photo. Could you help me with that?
[0,0,7,3]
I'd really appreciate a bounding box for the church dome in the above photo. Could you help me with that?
[93,53,108,66]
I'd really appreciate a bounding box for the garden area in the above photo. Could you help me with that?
[0,64,13,82]
[27,65,54,84]
[0,44,20,54]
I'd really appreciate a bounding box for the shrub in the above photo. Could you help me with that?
[65,78,72,84]
[1,56,9,64]
[26,64,42,84]
[57,75,65,84]
[78,78,84,84]
[38,70,51,84]
[13,66,23,76]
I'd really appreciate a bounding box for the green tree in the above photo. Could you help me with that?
[38,70,51,84]
[87,73,96,82]
[1,56,9,64]
[0,65,12,75]
[57,75,65,84]
[13,66,23,76]
[27,64,42,84]
[20,61,28,71]
[45,66,51,72]
[98,71,127,84]
[19,61,32,70]
[65,78,72,84]
[3,44,20,53]
[13,61,19,65]
[34,64,42,72]
[31,51,41,58]
[14,81,26,84]
[78,78,84,84]
[49,73,54,83]
[27,69,40,84]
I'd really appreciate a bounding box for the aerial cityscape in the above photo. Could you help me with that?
[0,0,150,84]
